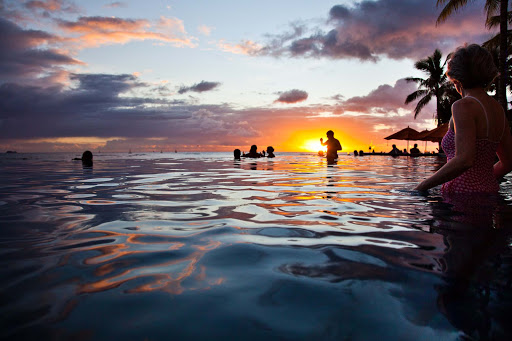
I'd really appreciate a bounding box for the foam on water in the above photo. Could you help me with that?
[1,152,512,340]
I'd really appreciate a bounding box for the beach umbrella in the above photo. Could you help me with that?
[415,129,432,153]
[384,126,420,151]
[418,123,449,142]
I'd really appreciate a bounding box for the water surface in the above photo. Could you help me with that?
[1,152,512,340]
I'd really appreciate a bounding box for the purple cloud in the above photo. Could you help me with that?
[0,17,82,83]
[257,0,489,61]
[275,89,308,104]
[178,81,221,94]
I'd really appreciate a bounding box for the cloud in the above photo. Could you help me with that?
[258,0,491,61]
[0,17,83,83]
[216,39,262,55]
[56,15,197,49]
[339,79,419,114]
[0,71,436,152]
[103,2,126,9]
[197,24,213,36]
[275,89,308,104]
[178,81,221,94]
[24,0,78,13]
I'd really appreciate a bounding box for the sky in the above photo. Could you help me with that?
[0,0,496,153]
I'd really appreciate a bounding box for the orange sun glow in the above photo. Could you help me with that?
[302,139,326,153]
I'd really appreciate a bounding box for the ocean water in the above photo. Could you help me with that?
[1,152,512,340]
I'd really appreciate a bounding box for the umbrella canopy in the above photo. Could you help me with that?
[384,126,420,141]
[417,123,449,142]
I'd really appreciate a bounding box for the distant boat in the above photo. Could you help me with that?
[6,151,17,154]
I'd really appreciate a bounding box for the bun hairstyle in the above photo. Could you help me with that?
[446,44,498,89]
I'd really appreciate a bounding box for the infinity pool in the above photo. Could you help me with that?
[1,152,512,340]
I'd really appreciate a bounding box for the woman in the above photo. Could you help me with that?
[415,44,512,192]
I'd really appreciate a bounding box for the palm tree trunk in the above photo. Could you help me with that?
[499,0,508,119]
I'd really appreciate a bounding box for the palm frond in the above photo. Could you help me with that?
[486,11,512,29]
[484,0,501,18]
[436,0,471,25]
[405,77,424,84]
[405,89,429,105]
[414,93,433,119]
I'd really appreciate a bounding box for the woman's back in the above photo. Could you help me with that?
[442,95,506,193]
[466,95,506,142]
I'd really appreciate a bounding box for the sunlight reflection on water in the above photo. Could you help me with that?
[1,152,512,340]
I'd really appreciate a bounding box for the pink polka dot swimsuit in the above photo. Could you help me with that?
[441,96,505,194]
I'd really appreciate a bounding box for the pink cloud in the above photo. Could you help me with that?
[57,16,197,49]
[216,39,262,55]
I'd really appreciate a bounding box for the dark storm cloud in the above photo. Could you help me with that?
[257,0,489,61]
[0,73,255,141]
[178,81,221,94]
[0,17,82,82]
[275,89,308,104]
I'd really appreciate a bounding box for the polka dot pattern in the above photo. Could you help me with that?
[441,129,499,193]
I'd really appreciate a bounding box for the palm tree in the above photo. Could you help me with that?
[436,0,509,118]
[405,49,458,126]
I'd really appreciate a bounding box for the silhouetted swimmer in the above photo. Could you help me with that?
[389,144,401,156]
[81,150,93,167]
[260,150,266,157]
[266,146,275,158]
[73,150,93,167]
[320,130,342,163]
[354,150,358,156]
[244,145,261,158]
[410,143,420,156]
[359,150,364,156]
[234,149,241,160]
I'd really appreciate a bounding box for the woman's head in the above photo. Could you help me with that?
[250,145,257,152]
[446,44,498,89]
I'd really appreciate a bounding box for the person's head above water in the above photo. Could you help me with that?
[234,149,241,159]
[81,150,93,166]
[326,130,334,138]
[446,44,498,91]
[250,145,257,153]
[82,150,93,162]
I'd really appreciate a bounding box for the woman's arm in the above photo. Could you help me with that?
[415,100,477,191]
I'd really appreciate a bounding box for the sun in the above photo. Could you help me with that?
[302,139,326,153]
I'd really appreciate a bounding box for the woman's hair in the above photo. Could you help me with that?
[446,44,498,89]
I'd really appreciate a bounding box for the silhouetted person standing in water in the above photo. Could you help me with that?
[245,145,261,158]
[320,130,342,163]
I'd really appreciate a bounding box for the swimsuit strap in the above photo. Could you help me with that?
[465,96,490,138]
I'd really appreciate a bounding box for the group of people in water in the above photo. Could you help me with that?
[388,143,421,156]
[234,145,275,160]
[232,42,512,196]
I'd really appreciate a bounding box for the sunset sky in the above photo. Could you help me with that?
[0,0,495,153]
